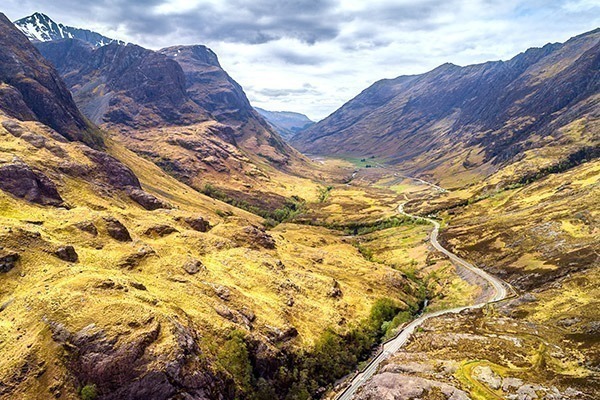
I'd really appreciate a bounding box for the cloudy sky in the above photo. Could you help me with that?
[3,0,599,121]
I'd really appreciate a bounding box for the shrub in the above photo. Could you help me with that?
[80,384,98,400]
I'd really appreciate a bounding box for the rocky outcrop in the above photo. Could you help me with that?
[143,225,178,238]
[180,216,211,232]
[54,245,78,262]
[103,217,132,242]
[237,225,276,250]
[127,189,171,211]
[47,320,219,400]
[355,373,470,400]
[0,251,20,273]
[0,13,102,147]
[118,246,156,269]
[183,259,205,275]
[75,221,98,236]
[0,160,63,206]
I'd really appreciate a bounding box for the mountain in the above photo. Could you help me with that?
[35,39,210,128]
[0,12,426,399]
[14,12,123,47]
[25,13,309,212]
[255,107,314,140]
[292,28,600,187]
[0,13,102,147]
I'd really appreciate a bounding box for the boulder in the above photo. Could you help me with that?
[328,279,343,298]
[54,245,78,262]
[103,217,132,242]
[0,251,20,272]
[127,188,171,210]
[130,282,147,291]
[214,285,231,301]
[0,161,63,206]
[240,225,276,249]
[143,224,179,238]
[119,246,156,269]
[183,259,205,275]
[215,305,235,321]
[75,221,98,236]
[182,216,211,232]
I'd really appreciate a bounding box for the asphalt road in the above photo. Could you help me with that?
[335,204,508,400]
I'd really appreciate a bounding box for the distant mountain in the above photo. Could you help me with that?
[255,108,314,140]
[14,12,123,47]
[292,28,600,184]
[0,13,102,147]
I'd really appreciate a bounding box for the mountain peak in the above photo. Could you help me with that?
[14,12,124,48]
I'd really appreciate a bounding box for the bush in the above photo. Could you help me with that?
[217,330,253,395]
[80,384,98,400]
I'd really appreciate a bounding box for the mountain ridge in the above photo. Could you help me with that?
[14,12,123,47]
[292,28,600,186]
[255,107,314,140]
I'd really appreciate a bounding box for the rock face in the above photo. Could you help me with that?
[48,321,218,400]
[0,13,102,147]
[35,39,210,128]
[0,160,63,206]
[293,28,600,176]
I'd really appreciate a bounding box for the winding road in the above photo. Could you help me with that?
[335,204,509,400]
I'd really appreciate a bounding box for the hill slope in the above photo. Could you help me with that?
[293,28,600,187]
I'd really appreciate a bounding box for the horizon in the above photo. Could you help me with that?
[3,1,600,121]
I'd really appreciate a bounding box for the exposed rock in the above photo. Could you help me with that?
[240,307,256,323]
[473,365,501,390]
[328,279,343,298]
[0,14,102,146]
[0,161,63,206]
[0,251,20,273]
[103,217,132,242]
[265,325,298,343]
[130,282,147,291]
[182,216,211,232]
[36,38,210,128]
[128,188,171,210]
[183,259,205,275]
[94,279,126,291]
[215,304,235,321]
[74,221,98,236]
[53,245,78,263]
[143,224,179,238]
[214,285,231,301]
[83,149,140,189]
[557,317,581,327]
[239,225,276,249]
[355,372,470,400]
[119,246,156,269]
